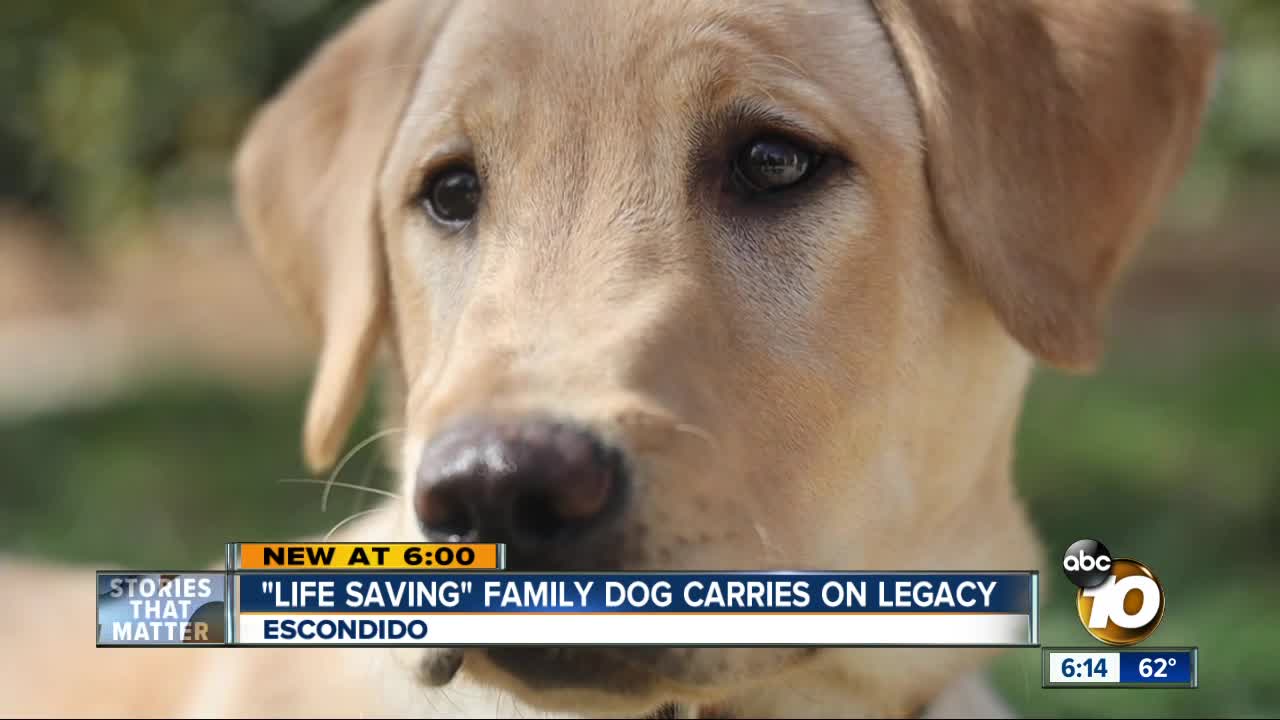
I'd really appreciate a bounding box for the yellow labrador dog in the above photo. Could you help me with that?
[1,0,1217,717]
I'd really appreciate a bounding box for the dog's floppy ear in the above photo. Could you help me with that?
[871,0,1218,370]
[235,1,451,471]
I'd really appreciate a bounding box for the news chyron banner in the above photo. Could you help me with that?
[97,543,1039,647]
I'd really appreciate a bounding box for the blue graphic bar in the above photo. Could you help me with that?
[236,572,1034,613]
[1119,651,1195,684]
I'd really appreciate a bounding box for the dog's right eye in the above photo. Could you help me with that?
[732,137,825,195]
[421,166,481,225]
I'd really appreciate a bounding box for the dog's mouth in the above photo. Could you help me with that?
[482,646,661,691]
[425,646,729,717]
[419,644,823,717]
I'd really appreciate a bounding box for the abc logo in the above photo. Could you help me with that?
[1062,539,1165,646]
[1061,538,1112,589]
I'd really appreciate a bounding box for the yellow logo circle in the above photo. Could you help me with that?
[1075,558,1165,646]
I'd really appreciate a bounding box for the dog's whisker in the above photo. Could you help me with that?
[673,422,720,455]
[352,451,380,514]
[433,681,467,717]
[504,689,532,719]
[752,519,785,563]
[321,427,406,513]
[322,507,392,541]
[278,478,401,500]
[347,438,387,516]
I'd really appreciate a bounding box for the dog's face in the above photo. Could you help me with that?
[236,0,1216,714]
[388,0,933,570]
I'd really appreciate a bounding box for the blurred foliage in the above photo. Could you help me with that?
[0,0,363,243]
[1,0,1278,246]
[1171,0,1280,229]
[1197,0,1280,172]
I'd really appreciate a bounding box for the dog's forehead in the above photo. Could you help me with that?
[400,0,919,155]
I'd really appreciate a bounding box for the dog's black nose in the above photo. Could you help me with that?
[415,416,626,568]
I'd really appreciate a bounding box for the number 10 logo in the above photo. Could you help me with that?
[1075,558,1166,646]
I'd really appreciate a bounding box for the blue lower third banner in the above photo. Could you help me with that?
[234,572,1038,646]
[96,572,228,646]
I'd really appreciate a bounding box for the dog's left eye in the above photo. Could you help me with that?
[421,166,481,225]
[732,137,824,193]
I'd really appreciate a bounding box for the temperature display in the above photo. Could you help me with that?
[1120,652,1193,684]
[1042,647,1197,689]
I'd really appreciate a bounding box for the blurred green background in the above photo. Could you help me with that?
[0,1,1277,718]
